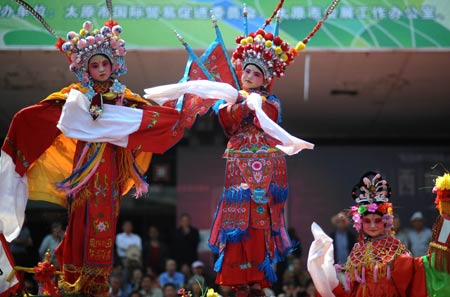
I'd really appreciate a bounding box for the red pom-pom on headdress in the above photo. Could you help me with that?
[54,37,66,53]
[104,19,118,29]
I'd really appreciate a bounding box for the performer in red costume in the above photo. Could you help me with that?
[145,2,342,295]
[144,23,315,297]
[53,20,183,296]
[198,11,320,293]
[419,172,450,296]
[308,172,427,297]
[0,3,205,295]
[147,1,338,295]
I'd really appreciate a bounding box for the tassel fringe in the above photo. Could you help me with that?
[224,187,251,204]
[214,251,224,272]
[258,255,277,282]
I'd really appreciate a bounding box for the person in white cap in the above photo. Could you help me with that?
[407,211,432,256]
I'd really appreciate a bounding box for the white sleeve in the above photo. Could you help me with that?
[57,89,144,147]
[0,150,28,242]
[143,80,238,105]
[307,222,339,297]
[249,93,314,155]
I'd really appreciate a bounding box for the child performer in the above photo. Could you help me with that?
[308,172,427,297]
[0,15,181,296]
[207,28,314,296]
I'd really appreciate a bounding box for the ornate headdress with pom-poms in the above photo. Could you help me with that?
[231,0,340,84]
[174,0,340,93]
[350,172,394,235]
[57,19,127,86]
[232,28,302,82]
[12,0,127,101]
[231,3,303,83]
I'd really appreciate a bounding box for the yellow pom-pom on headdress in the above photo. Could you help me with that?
[433,173,450,215]
[435,173,450,190]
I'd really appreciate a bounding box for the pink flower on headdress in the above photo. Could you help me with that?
[86,36,95,45]
[70,53,78,62]
[77,39,87,50]
[95,34,104,43]
[383,214,394,234]
[368,203,378,212]
[110,39,119,49]
[351,211,362,232]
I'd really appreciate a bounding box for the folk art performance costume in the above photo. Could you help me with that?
[144,1,338,295]
[0,1,235,296]
[308,172,450,297]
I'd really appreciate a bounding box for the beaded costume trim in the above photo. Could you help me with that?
[343,236,410,282]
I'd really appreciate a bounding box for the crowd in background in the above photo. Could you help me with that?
[10,209,432,297]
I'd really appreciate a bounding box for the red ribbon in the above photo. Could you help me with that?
[33,262,61,297]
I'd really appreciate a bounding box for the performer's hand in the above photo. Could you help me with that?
[246,93,262,111]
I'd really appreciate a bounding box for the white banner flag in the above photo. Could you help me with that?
[0,234,20,296]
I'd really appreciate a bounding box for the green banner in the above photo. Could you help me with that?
[0,0,449,49]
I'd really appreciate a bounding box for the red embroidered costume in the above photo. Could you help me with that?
[209,90,292,287]
[0,17,183,296]
[203,6,314,288]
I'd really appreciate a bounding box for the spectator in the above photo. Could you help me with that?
[124,268,143,297]
[282,258,311,294]
[130,291,143,297]
[263,286,276,297]
[278,280,301,297]
[393,215,410,248]
[172,213,200,266]
[187,275,204,297]
[10,215,33,267]
[191,260,212,288]
[162,283,178,297]
[143,225,169,274]
[38,222,64,269]
[116,221,142,266]
[180,263,193,283]
[111,262,126,284]
[407,211,432,256]
[159,259,185,289]
[299,280,316,297]
[329,212,356,266]
[219,285,232,297]
[139,274,163,297]
[109,274,125,297]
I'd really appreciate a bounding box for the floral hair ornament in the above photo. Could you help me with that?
[350,171,394,234]
[13,0,126,102]
[433,172,450,215]
[429,168,450,273]
[231,0,340,85]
